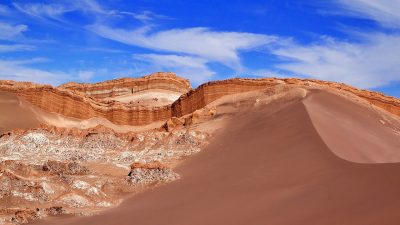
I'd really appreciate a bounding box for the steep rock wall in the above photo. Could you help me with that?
[1,76,399,127]
[172,78,400,118]
[59,72,191,99]
[171,78,283,116]
[0,80,173,126]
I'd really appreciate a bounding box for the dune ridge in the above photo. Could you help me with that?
[1,77,400,224]
[0,74,399,128]
[36,89,400,225]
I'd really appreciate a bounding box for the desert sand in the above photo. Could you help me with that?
[0,91,163,134]
[305,91,400,163]
[34,90,400,225]
[0,92,41,133]
[106,89,182,106]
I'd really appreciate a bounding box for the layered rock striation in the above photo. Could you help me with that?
[59,72,191,99]
[0,74,399,127]
[171,78,400,118]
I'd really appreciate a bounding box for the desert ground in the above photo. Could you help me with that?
[34,90,400,225]
[1,73,400,225]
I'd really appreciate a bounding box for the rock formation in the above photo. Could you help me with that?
[59,72,191,99]
[0,72,400,225]
[1,73,399,129]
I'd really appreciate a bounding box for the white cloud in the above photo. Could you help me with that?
[134,54,215,84]
[73,0,116,15]
[0,59,69,85]
[0,22,28,40]
[89,25,276,68]
[266,0,400,89]
[83,47,125,53]
[334,0,400,28]
[13,3,71,19]
[0,4,10,15]
[0,44,35,52]
[13,0,115,25]
[78,70,94,81]
[271,33,400,88]
[0,59,96,85]
[239,69,293,79]
[120,10,169,23]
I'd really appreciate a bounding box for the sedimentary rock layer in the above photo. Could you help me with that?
[171,78,400,118]
[59,72,191,99]
[0,80,172,126]
[0,75,399,127]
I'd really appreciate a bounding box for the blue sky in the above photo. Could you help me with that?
[0,0,399,97]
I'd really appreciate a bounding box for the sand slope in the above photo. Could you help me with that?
[0,92,41,132]
[305,91,400,163]
[35,90,400,225]
[0,91,163,133]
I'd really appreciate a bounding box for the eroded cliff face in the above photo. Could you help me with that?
[171,78,400,118]
[0,74,399,128]
[0,74,400,225]
[59,72,191,99]
[0,79,173,126]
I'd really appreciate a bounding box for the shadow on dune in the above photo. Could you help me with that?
[36,90,400,225]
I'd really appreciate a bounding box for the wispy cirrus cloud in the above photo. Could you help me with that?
[2,0,399,91]
[0,4,11,15]
[13,0,128,24]
[0,58,97,85]
[262,0,400,89]
[89,25,276,68]
[0,58,69,85]
[0,44,35,52]
[0,22,28,40]
[77,70,95,81]
[0,21,35,53]
[73,0,116,15]
[271,33,400,88]
[332,0,400,28]
[12,3,72,20]
[12,0,115,26]
[134,54,215,84]
[120,10,170,23]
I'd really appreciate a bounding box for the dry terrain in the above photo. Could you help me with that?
[0,72,399,225]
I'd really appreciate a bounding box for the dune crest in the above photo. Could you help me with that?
[1,73,399,129]
[1,73,400,224]
[35,90,400,225]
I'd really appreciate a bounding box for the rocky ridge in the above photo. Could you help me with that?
[59,72,191,99]
[1,73,400,224]
[0,74,398,128]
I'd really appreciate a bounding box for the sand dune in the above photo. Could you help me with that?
[36,90,400,225]
[305,91,400,163]
[0,92,41,133]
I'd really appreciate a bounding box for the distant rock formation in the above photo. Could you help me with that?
[59,72,191,99]
[0,73,399,127]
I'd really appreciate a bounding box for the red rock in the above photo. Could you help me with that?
[0,74,399,127]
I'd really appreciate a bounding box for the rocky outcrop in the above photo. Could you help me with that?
[59,72,191,99]
[171,78,283,117]
[0,79,173,126]
[0,75,399,127]
[127,162,179,185]
[172,78,400,118]
[0,126,208,224]
[42,160,89,175]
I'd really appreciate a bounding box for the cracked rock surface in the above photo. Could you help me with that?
[0,127,208,224]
